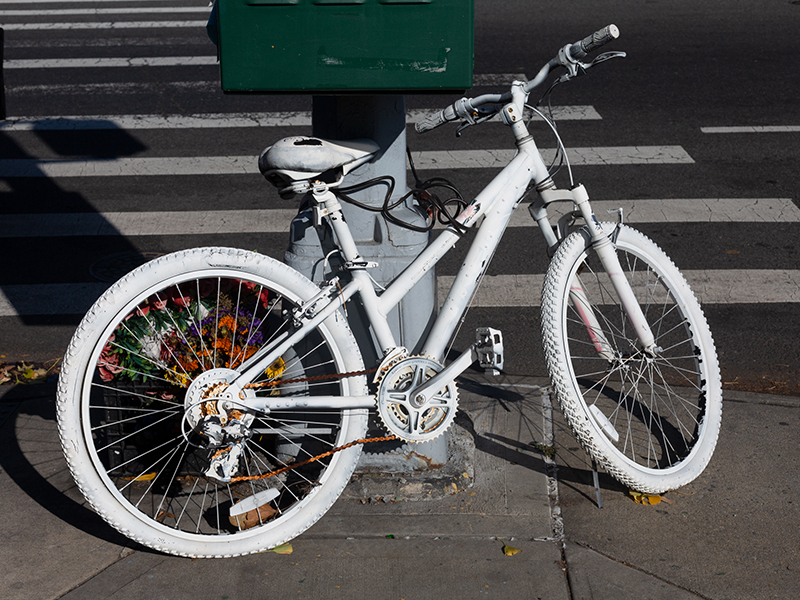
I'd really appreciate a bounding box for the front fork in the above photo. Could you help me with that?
[570,184,657,353]
[533,183,657,357]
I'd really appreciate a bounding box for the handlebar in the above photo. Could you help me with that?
[415,24,620,134]
[569,24,619,60]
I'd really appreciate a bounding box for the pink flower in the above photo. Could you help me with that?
[167,286,193,308]
[149,296,168,311]
[97,336,123,381]
[241,281,269,307]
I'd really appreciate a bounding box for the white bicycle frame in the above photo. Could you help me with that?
[233,83,656,412]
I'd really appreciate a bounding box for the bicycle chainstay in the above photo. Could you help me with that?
[242,367,378,390]
[225,366,387,484]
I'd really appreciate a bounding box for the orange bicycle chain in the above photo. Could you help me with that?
[242,367,378,390]
[231,366,389,483]
[229,434,398,483]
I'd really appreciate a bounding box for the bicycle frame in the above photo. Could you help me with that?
[234,83,655,409]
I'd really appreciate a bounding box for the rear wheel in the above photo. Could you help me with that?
[542,224,722,493]
[57,247,368,557]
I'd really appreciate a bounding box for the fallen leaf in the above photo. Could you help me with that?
[629,490,662,505]
[497,538,521,556]
[270,543,293,555]
[123,472,156,481]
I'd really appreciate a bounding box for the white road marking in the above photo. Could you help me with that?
[509,197,800,226]
[0,156,256,177]
[0,210,300,237]
[701,126,800,134]
[2,20,208,30]
[2,270,797,317]
[412,146,695,167]
[0,106,599,131]
[4,56,218,69]
[0,146,693,178]
[0,0,188,3]
[437,270,800,308]
[0,7,209,15]
[2,199,794,239]
[5,81,219,95]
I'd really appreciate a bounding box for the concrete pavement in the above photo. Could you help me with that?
[0,375,797,599]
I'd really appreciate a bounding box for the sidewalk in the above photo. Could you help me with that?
[1,376,797,599]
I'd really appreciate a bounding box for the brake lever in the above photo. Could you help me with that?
[455,107,500,137]
[587,50,627,67]
[555,50,627,84]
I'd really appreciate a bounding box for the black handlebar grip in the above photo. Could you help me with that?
[571,24,619,59]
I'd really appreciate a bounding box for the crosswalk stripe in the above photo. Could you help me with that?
[438,270,800,307]
[5,81,219,95]
[411,146,695,167]
[0,7,209,16]
[0,0,183,4]
[0,147,693,178]
[514,197,800,226]
[701,126,800,134]
[2,20,208,31]
[2,269,797,317]
[4,56,218,69]
[1,199,795,239]
[0,106,600,131]
[0,210,299,237]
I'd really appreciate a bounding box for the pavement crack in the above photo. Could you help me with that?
[565,541,714,600]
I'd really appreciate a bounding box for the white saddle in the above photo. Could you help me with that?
[259,136,379,191]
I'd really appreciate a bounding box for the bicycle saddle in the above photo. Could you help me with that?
[259,136,379,193]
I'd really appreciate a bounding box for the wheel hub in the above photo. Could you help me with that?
[184,368,256,481]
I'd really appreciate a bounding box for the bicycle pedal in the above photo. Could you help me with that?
[475,327,504,375]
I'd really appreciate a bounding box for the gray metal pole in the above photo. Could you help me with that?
[285,95,447,465]
[1,28,6,120]
[287,95,437,362]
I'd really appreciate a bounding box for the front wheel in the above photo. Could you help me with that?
[57,247,369,557]
[541,224,722,494]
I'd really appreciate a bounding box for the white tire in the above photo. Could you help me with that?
[542,224,722,493]
[57,247,368,557]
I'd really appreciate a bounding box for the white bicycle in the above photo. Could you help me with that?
[57,25,721,558]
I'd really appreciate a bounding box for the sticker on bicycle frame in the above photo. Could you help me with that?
[457,202,481,226]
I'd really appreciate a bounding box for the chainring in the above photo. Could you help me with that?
[375,356,458,443]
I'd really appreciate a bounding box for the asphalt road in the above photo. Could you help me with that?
[1,0,799,394]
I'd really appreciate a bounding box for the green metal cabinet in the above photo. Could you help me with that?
[217,0,474,93]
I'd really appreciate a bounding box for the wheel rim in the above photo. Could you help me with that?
[562,241,713,476]
[79,267,358,545]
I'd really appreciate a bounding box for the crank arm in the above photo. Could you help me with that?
[409,343,486,405]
